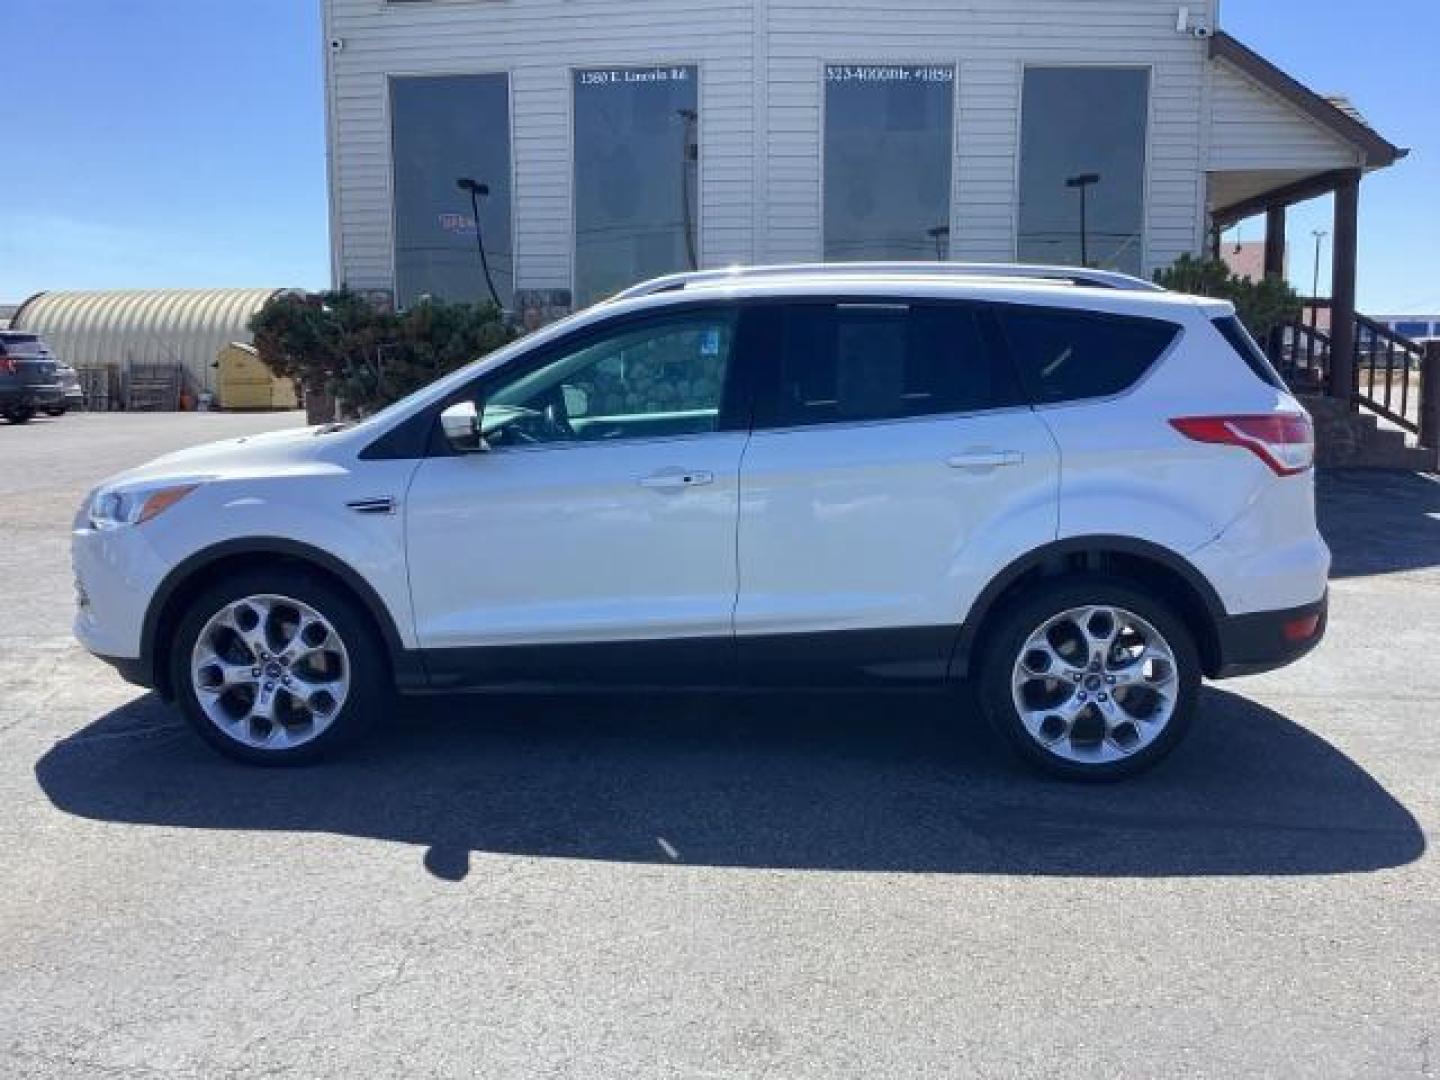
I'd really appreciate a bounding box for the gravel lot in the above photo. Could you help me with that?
[2,410,1437,1079]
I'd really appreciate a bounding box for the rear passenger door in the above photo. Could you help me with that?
[734,300,1060,686]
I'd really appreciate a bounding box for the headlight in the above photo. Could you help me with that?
[88,482,201,529]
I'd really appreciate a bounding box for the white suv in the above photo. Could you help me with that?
[72,264,1328,780]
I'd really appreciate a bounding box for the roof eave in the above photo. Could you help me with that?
[1209,31,1407,168]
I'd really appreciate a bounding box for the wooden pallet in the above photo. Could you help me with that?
[125,364,184,411]
[77,365,121,412]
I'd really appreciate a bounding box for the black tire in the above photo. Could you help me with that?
[3,407,35,424]
[45,407,67,417]
[169,566,388,764]
[976,576,1201,782]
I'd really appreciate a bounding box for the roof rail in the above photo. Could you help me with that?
[609,262,1165,302]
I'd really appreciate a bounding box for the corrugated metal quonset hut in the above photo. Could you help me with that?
[9,288,289,395]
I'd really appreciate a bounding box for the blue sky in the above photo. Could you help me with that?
[1,1,1435,312]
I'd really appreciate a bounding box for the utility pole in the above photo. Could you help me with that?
[1311,229,1328,300]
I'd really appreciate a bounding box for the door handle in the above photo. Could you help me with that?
[638,468,715,490]
[946,450,1024,469]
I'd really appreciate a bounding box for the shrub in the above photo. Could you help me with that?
[249,290,516,421]
[1154,254,1301,340]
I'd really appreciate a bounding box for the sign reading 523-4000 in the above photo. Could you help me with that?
[825,65,953,84]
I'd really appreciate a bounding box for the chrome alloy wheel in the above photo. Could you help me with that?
[1010,605,1179,765]
[189,594,351,750]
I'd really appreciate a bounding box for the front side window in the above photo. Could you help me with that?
[480,309,736,446]
[823,65,956,262]
[1017,67,1149,275]
[573,66,700,307]
[391,74,513,309]
[759,303,1022,428]
[996,306,1178,404]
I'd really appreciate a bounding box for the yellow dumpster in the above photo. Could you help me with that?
[217,342,298,411]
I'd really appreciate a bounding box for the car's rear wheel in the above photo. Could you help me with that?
[170,568,387,764]
[45,407,67,417]
[3,407,35,424]
[977,578,1200,781]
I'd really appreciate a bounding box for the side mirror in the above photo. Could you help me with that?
[439,400,485,453]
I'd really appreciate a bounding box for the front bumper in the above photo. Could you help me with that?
[1212,591,1328,678]
[72,517,171,665]
[90,652,156,690]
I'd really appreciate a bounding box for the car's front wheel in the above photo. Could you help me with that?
[3,407,35,424]
[170,568,387,764]
[977,578,1200,781]
[45,407,67,417]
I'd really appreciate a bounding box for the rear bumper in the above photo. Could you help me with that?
[1,385,62,408]
[1212,591,1328,678]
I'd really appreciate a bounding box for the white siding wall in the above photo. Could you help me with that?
[326,0,1223,297]
[1206,59,1360,172]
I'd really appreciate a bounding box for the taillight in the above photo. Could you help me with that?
[0,349,13,375]
[1169,413,1315,476]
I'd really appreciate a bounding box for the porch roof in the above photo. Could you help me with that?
[1207,32,1407,229]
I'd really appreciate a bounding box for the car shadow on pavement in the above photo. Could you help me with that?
[36,686,1423,881]
[1318,468,1440,578]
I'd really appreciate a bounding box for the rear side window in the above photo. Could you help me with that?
[761,302,1024,428]
[1212,315,1286,390]
[996,307,1179,404]
[0,333,44,357]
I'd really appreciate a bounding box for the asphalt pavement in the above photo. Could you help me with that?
[2,410,1436,1078]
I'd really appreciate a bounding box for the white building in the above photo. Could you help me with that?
[322,0,1404,338]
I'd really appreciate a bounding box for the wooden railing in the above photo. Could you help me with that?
[1270,318,1331,396]
[1353,314,1425,435]
[1266,299,1438,446]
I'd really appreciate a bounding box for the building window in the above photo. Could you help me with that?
[1017,67,1149,276]
[823,65,956,262]
[391,74,513,309]
[573,66,700,307]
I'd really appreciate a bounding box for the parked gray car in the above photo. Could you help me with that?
[49,360,85,416]
[0,331,63,423]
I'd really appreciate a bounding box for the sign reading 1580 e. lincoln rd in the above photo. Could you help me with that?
[577,66,692,88]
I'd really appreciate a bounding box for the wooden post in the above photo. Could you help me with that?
[1421,341,1440,456]
[1263,205,1286,279]
[1263,205,1288,362]
[1328,169,1361,403]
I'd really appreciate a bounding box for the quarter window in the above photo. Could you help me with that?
[391,74,513,309]
[573,66,700,306]
[481,310,736,446]
[823,65,956,261]
[1017,67,1149,275]
[761,303,1023,428]
[996,307,1178,404]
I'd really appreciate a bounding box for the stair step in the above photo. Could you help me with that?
[1369,427,1407,451]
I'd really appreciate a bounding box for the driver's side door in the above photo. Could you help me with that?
[405,305,748,689]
